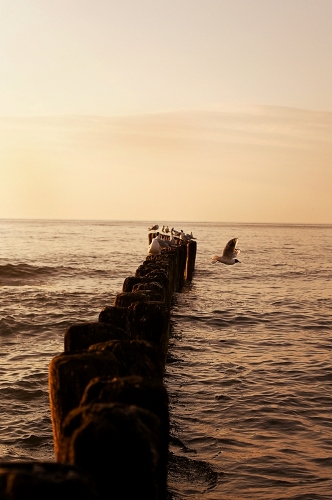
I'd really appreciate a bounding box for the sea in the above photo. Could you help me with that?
[0,219,331,500]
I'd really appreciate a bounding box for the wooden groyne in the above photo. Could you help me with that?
[0,227,196,499]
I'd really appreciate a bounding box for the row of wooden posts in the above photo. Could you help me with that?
[0,231,197,499]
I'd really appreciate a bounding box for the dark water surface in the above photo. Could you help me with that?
[0,220,331,499]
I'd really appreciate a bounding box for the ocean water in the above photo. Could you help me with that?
[0,219,331,499]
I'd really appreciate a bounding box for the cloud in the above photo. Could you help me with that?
[0,106,331,223]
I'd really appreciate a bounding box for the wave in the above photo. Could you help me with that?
[173,309,332,332]
[0,263,115,286]
[167,450,220,497]
[0,263,60,286]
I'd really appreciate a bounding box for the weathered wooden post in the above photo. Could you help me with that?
[49,350,121,458]
[59,374,169,500]
[64,321,129,352]
[0,462,98,499]
[59,402,165,500]
[185,239,197,282]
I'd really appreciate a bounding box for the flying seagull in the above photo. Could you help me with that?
[212,237,241,265]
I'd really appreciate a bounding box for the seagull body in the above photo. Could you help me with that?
[185,231,196,240]
[212,237,241,265]
[148,237,161,256]
[179,230,188,242]
[156,234,171,248]
[148,224,159,231]
[167,235,177,247]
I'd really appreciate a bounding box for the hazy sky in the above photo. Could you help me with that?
[1,0,331,223]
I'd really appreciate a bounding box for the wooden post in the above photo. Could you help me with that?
[64,321,129,352]
[49,350,121,458]
[185,239,197,282]
[0,462,97,499]
[59,402,166,500]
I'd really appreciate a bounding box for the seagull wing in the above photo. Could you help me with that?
[222,238,239,259]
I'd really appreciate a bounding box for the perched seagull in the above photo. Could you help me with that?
[156,234,171,248]
[167,234,177,247]
[171,228,181,237]
[157,233,177,249]
[180,230,189,243]
[148,224,159,231]
[212,238,241,265]
[148,237,161,256]
[185,231,196,240]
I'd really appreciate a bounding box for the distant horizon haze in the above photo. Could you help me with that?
[1,106,331,224]
[1,1,331,224]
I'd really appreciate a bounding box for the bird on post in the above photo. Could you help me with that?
[211,237,241,265]
[156,232,177,249]
[148,224,159,232]
[148,237,161,257]
[179,230,189,243]
[171,228,180,237]
[156,233,170,249]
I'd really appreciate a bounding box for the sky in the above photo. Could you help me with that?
[1,0,331,223]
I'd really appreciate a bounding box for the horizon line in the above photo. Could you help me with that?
[0,218,331,226]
